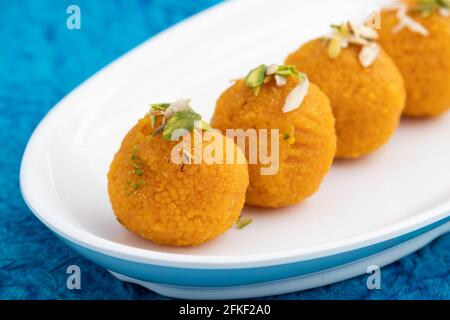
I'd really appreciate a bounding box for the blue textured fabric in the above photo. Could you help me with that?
[0,0,448,300]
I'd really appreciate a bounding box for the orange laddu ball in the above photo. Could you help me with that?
[108,101,249,247]
[286,23,406,158]
[378,2,450,117]
[211,65,336,208]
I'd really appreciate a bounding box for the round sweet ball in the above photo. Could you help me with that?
[211,71,336,208]
[108,116,249,246]
[286,38,406,158]
[378,6,450,117]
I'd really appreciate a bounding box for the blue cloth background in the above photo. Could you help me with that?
[0,0,448,300]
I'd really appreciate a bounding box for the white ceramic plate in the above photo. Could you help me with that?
[21,0,450,299]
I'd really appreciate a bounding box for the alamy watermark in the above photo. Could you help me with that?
[169,123,280,176]
[66,265,81,290]
[365,7,382,30]
[66,5,81,30]
[366,265,381,290]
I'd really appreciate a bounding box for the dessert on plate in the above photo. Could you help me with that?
[378,0,450,117]
[108,100,249,246]
[211,64,336,208]
[286,23,406,158]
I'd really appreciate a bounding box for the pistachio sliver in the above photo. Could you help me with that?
[245,64,267,94]
[162,110,202,141]
[164,99,192,120]
[275,65,299,77]
[150,114,156,128]
[331,23,342,33]
[283,125,296,145]
[331,23,350,37]
[149,103,171,128]
[149,103,171,112]
[327,21,380,64]
[414,0,450,16]
[327,36,342,59]
[236,217,253,229]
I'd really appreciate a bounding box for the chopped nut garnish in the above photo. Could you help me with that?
[162,110,202,141]
[148,99,210,142]
[283,74,310,113]
[410,0,450,17]
[275,65,298,77]
[164,99,192,120]
[393,3,430,36]
[266,64,279,75]
[236,217,252,229]
[245,64,267,95]
[244,64,299,95]
[149,103,170,128]
[126,146,146,194]
[349,22,379,40]
[359,42,380,68]
[283,126,296,145]
[327,36,342,59]
[275,75,287,87]
[439,7,450,17]
[325,22,380,67]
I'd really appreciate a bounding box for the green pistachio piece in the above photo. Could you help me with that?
[149,103,171,128]
[245,64,267,94]
[275,65,299,77]
[327,36,342,59]
[197,120,212,131]
[162,110,202,141]
[149,103,171,112]
[413,0,449,15]
[236,217,253,229]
